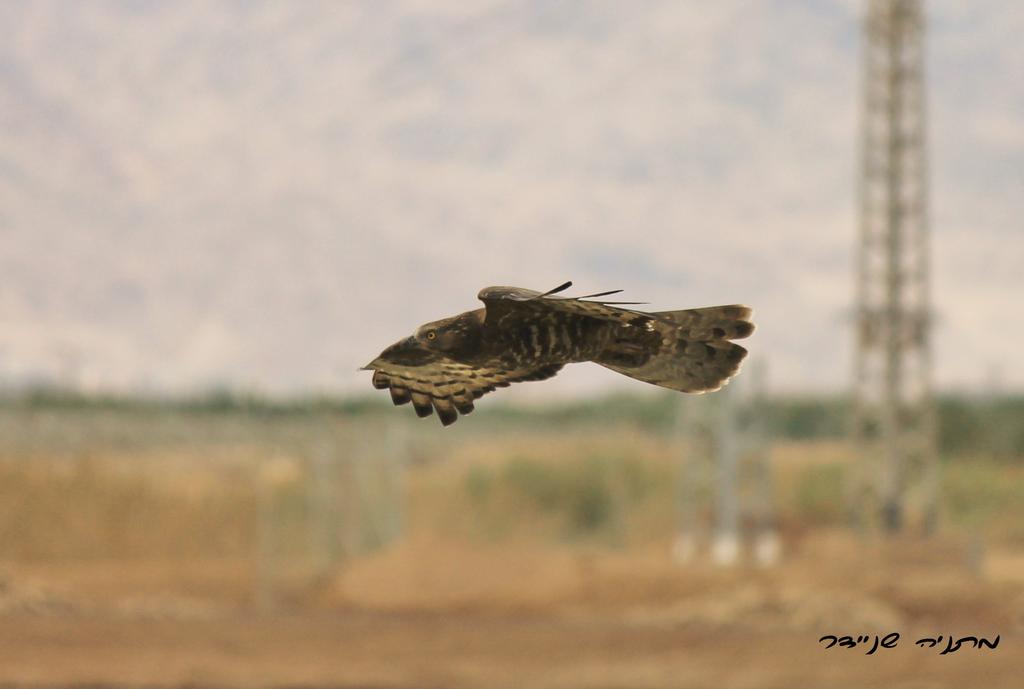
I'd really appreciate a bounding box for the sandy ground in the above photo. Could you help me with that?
[1,532,1021,689]
[0,609,1018,689]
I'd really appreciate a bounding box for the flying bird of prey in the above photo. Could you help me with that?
[362,282,754,426]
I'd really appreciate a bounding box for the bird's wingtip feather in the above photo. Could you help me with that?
[538,280,573,297]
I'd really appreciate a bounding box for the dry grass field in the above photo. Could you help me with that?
[0,405,1022,688]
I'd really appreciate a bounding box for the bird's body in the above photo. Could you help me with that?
[363,282,754,426]
[419,307,606,368]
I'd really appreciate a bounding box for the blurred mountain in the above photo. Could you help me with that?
[1,1,1021,394]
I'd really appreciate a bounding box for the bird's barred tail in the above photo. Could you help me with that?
[595,305,755,393]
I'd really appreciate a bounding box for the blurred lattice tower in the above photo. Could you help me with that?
[851,0,938,534]
[674,362,777,566]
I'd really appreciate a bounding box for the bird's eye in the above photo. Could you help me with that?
[426,331,437,340]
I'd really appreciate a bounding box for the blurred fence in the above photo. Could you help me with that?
[254,422,409,608]
[1,391,1023,607]
[0,404,411,607]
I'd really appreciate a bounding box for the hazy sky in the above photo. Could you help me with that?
[1,1,1021,397]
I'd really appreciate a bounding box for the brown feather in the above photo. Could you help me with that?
[410,392,434,418]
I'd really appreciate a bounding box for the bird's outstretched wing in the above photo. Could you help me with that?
[478,282,754,394]
[364,338,562,426]
[365,282,754,425]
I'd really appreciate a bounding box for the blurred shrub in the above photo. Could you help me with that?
[481,391,680,432]
[462,452,668,542]
[943,459,1024,541]
[4,389,1022,460]
[790,462,846,525]
[0,458,258,560]
[938,396,1024,460]
[768,396,848,440]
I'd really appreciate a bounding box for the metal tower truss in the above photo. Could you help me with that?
[851,0,938,534]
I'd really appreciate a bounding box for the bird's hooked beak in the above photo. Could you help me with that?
[359,336,423,370]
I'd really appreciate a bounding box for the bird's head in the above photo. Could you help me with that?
[414,310,483,355]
